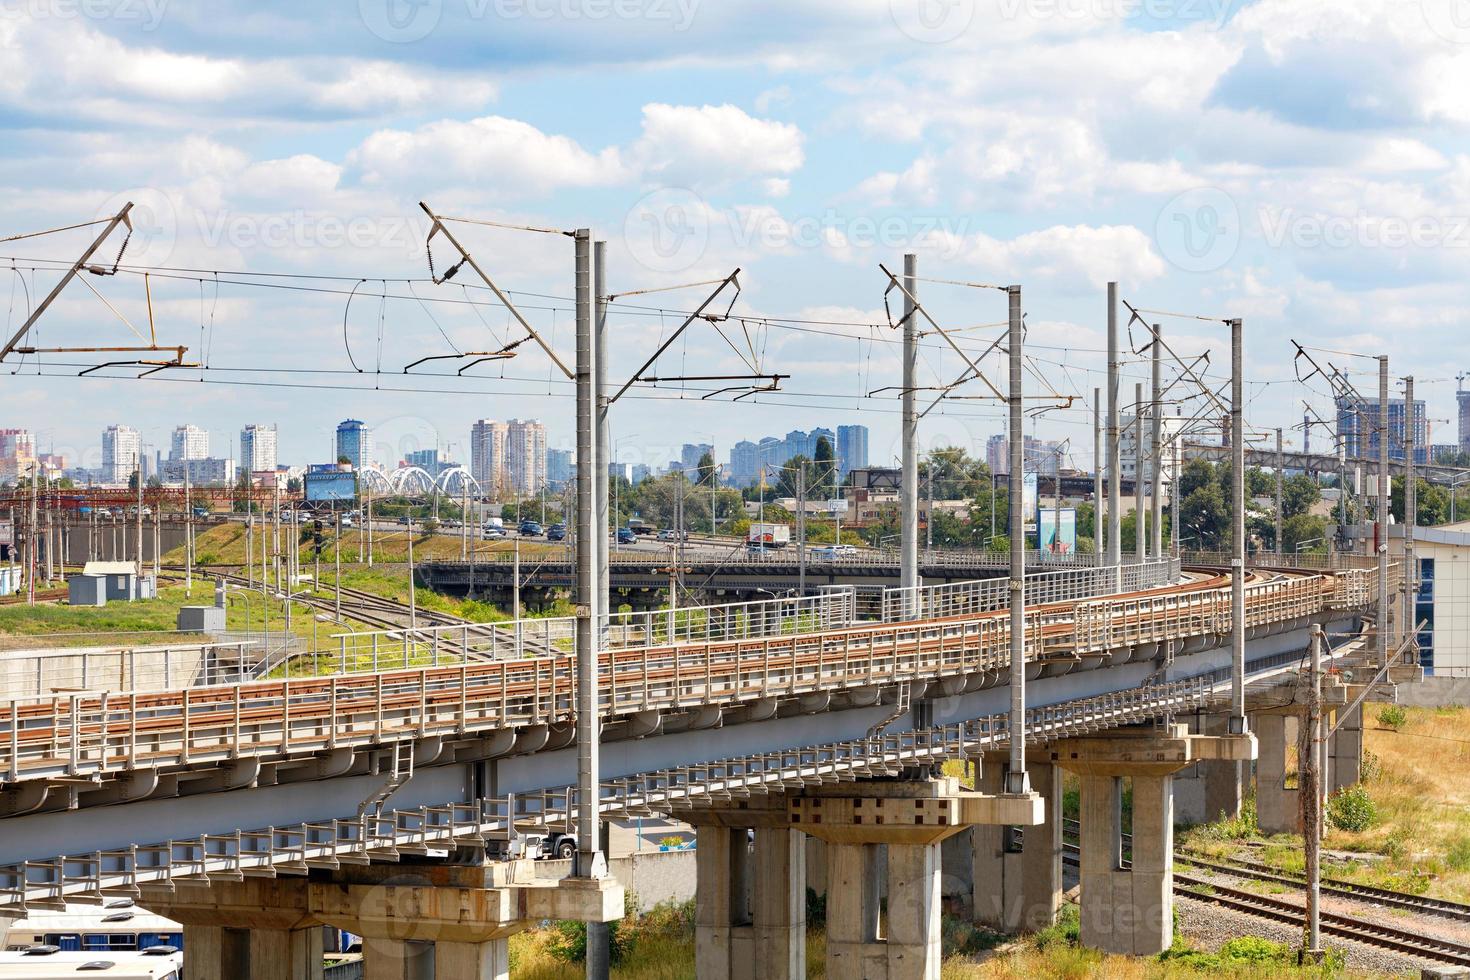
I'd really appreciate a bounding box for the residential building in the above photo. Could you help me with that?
[631,464,651,483]
[681,443,714,475]
[404,448,443,475]
[730,440,760,485]
[547,448,574,486]
[836,425,869,478]
[1118,414,1192,487]
[100,425,139,484]
[1460,388,1470,454]
[608,462,634,484]
[0,429,36,482]
[36,452,66,482]
[470,419,508,494]
[505,419,546,494]
[240,424,278,476]
[987,434,1064,475]
[1335,396,1427,463]
[335,419,370,471]
[160,457,237,486]
[169,424,209,461]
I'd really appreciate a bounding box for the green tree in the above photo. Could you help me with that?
[1281,474,1320,519]
[812,437,836,497]
[1282,513,1327,552]
[286,476,302,494]
[695,451,716,488]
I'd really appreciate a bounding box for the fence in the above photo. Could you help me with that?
[878,558,1180,623]
[0,642,259,698]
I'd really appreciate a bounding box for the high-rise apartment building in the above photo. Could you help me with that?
[0,429,36,482]
[987,434,1064,475]
[836,425,869,478]
[1335,397,1427,463]
[240,424,278,476]
[335,419,370,471]
[101,424,140,484]
[1458,388,1470,454]
[169,424,209,461]
[470,419,508,494]
[505,419,547,494]
[547,448,574,486]
[470,419,547,495]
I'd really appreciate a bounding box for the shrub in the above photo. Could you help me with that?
[1359,749,1382,783]
[1219,935,1289,963]
[1328,784,1377,832]
[1377,705,1407,730]
[658,835,686,849]
[1031,903,1080,950]
[805,887,827,928]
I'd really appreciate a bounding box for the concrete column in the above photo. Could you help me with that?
[1174,716,1244,826]
[436,940,510,980]
[886,843,943,980]
[972,761,1062,933]
[752,828,806,979]
[694,825,751,979]
[1330,703,1363,794]
[1254,712,1300,835]
[361,939,434,980]
[1077,773,1174,955]
[826,843,884,979]
[182,923,320,980]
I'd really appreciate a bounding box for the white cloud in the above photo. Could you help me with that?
[631,103,805,187]
[349,116,627,194]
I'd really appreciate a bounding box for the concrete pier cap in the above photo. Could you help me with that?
[1052,722,1257,776]
[788,776,1045,845]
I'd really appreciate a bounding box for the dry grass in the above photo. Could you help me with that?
[1318,703,1470,900]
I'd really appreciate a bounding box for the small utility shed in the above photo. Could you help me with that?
[68,561,146,606]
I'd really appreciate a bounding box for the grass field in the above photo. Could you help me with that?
[0,582,374,651]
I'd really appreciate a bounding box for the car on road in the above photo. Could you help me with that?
[339,514,354,528]
[546,523,567,541]
[518,520,543,536]
[615,527,637,544]
[397,516,411,526]
[656,528,688,542]
[746,541,776,556]
[809,545,842,561]
[482,525,507,540]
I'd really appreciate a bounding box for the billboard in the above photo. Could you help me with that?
[1022,471,1038,520]
[304,471,358,503]
[1038,507,1077,559]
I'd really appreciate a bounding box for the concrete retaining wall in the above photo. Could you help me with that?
[1395,675,1470,708]
[534,848,697,912]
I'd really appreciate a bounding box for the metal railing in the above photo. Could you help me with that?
[878,558,1181,623]
[0,642,259,698]
[429,547,1102,572]
[1180,550,1378,572]
[314,590,862,679]
[0,567,1380,786]
[0,676,1217,911]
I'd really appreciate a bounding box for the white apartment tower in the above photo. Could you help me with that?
[101,424,140,484]
[470,418,546,495]
[170,424,209,461]
[240,424,278,475]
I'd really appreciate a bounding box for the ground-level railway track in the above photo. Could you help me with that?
[1058,844,1470,966]
[0,564,1379,785]
[1059,818,1470,924]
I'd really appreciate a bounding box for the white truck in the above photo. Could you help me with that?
[747,522,791,548]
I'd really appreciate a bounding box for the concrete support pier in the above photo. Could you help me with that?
[790,776,1043,980]
[971,756,1063,933]
[1330,703,1364,794]
[142,861,622,980]
[1055,724,1256,956]
[1253,711,1301,836]
[682,801,806,980]
[1173,715,1245,827]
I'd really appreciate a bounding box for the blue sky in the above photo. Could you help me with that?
[2,0,1468,475]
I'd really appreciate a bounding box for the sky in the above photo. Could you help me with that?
[1,0,1467,477]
